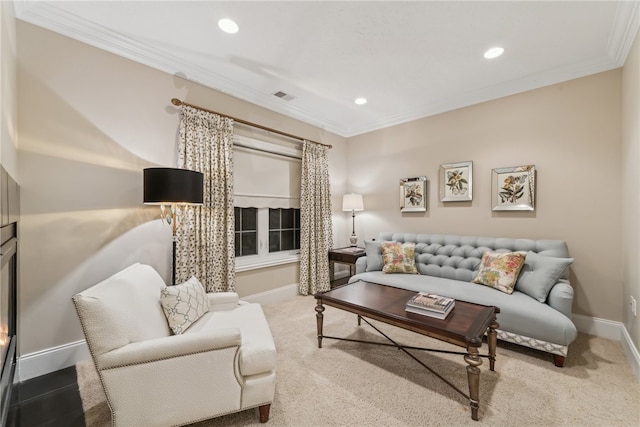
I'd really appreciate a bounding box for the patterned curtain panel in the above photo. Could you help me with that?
[176,105,235,292]
[299,141,333,295]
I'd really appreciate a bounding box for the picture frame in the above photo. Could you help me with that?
[400,176,427,212]
[439,161,473,202]
[492,165,536,211]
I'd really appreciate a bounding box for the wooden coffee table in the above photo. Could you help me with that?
[314,280,500,421]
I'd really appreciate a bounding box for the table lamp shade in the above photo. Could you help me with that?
[342,193,364,212]
[144,168,204,205]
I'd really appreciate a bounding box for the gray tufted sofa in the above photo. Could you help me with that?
[350,232,577,367]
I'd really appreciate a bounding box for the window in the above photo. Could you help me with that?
[234,207,257,257]
[233,133,302,271]
[234,207,301,271]
[269,208,300,252]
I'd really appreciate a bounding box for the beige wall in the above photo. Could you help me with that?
[16,22,347,356]
[1,1,18,176]
[347,70,622,321]
[622,28,640,352]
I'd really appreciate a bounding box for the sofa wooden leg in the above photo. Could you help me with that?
[258,404,271,423]
[553,354,566,367]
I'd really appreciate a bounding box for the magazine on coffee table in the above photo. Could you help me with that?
[406,292,455,319]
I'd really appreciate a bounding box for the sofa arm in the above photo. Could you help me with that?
[208,292,240,311]
[97,328,241,370]
[355,256,367,274]
[547,280,574,319]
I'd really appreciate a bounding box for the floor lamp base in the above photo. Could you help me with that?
[172,238,177,286]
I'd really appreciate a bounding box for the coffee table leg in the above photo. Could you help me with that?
[488,318,499,371]
[464,346,482,421]
[315,299,325,348]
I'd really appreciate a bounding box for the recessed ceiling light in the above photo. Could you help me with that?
[218,18,239,34]
[484,47,504,59]
[354,97,367,105]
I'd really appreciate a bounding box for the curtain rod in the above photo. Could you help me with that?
[171,98,332,149]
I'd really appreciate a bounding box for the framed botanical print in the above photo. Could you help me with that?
[440,161,472,202]
[400,176,427,212]
[492,165,536,211]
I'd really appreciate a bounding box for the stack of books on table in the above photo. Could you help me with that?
[405,292,455,319]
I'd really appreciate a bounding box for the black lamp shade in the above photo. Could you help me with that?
[143,168,204,205]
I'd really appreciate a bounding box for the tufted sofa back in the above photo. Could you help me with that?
[377,232,571,281]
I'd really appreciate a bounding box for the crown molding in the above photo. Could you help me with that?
[14,2,348,135]
[15,0,640,139]
[343,54,621,137]
[607,0,640,66]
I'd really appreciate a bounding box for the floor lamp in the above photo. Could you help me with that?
[342,193,364,247]
[143,167,204,285]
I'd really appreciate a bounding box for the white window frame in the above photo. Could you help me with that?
[235,208,300,272]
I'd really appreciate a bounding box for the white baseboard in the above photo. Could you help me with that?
[572,313,624,340]
[18,339,90,382]
[17,292,640,384]
[573,313,640,383]
[241,283,300,306]
[620,325,640,383]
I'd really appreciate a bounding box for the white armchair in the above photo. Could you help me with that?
[72,263,276,426]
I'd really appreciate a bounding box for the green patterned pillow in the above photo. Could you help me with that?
[472,251,526,294]
[160,277,209,334]
[381,241,418,274]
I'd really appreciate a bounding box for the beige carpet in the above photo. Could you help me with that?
[77,295,640,426]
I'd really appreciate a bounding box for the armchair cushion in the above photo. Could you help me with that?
[160,277,209,334]
[188,303,277,376]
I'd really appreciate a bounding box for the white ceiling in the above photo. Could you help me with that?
[15,1,640,138]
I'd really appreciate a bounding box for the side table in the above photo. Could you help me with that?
[328,247,366,287]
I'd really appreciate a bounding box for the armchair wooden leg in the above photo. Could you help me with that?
[258,404,271,423]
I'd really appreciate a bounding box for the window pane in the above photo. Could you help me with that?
[235,233,241,257]
[269,209,280,230]
[282,230,295,250]
[294,230,300,250]
[269,231,280,252]
[295,209,300,228]
[242,232,257,255]
[281,209,294,228]
[242,208,257,231]
[234,207,240,230]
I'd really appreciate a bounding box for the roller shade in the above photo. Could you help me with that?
[233,136,301,209]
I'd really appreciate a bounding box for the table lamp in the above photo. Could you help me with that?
[342,193,364,247]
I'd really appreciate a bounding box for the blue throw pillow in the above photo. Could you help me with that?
[515,251,574,302]
[365,240,384,272]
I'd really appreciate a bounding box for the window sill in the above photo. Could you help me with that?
[236,253,300,273]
